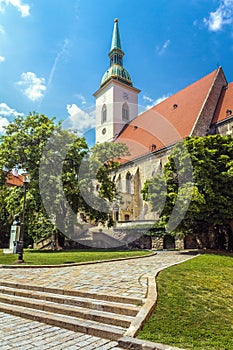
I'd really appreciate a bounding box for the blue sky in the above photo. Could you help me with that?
[1,0,233,145]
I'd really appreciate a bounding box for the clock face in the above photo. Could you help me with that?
[122,92,128,100]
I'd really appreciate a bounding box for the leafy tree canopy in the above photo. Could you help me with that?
[0,113,129,245]
[142,135,233,239]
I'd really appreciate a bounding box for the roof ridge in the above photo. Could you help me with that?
[190,67,227,136]
[151,68,220,111]
[115,67,227,163]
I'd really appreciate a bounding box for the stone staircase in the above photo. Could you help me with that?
[0,281,142,341]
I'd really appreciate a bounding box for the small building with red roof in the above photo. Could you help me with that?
[6,172,24,187]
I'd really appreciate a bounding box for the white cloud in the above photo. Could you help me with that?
[143,94,170,110]
[154,94,170,105]
[47,38,70,90]
[143,95,153,103]
[17,72,46,101]
[65,104,95,135]
[76,93,87,105]
[156,39,171,55]
[0,0,5,12]
[0,25,6,62]
[0,116,9,132]
[0,0,30,17]
[0,103,23,133]
[0,102,23,117]
[0,25,5,35]
[203,0,233,31]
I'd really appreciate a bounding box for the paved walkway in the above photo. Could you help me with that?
[0,313,123,350]
[0,251,195,299]
[0,251,197,349]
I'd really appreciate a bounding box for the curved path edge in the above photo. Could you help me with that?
[119,253,199,350]
[118,336,185,350]
[0,251,157,269]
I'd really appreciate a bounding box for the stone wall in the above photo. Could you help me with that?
[113,227,152,249]
[115,148,171,222]
[151,236,163,250]
[34,234,54,250]
[175,237,184,250]
[215,117,233,137]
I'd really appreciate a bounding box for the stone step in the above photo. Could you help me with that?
[0,280,143,305]
[0,302,125,341]
[0,280,142,341]
[0,293,133,327]
[0,285,139,317]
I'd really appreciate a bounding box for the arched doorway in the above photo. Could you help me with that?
[163,235,175,249]
[124,214,130,221]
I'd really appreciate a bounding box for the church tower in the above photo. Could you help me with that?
[94,18,140,143]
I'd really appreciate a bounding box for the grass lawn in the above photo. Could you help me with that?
[0,249,150,265]
[138,253,233,350]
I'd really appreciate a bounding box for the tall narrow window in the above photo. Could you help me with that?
[116,174,122,192]
[126,172,131,194]
[101,104,107,124]
[122,102,129,121]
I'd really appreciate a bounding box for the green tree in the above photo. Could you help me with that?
[0,186,12,247]
[0,113,129,247]
[0,113,60,245]
[39,134,129,245]
[142,135,233,250]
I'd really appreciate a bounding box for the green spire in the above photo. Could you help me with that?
[108,18,124,67]
[100,18,133,87]
[110,18,122,52]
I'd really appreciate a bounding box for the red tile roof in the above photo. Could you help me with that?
[212,82,233,124]
[115,68,222,161]
[6,173,24,187]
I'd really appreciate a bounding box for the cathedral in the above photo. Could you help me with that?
[93,18,233,240]
[9,19,233,250]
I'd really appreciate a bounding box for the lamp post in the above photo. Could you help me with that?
[17,168,30,263]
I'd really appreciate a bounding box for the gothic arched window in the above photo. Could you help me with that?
[116,174,122,192]
[122,102,129,121]
[101,104,107,124]
[126,172,131,194]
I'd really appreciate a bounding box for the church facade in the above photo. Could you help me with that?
[94,19,233,244]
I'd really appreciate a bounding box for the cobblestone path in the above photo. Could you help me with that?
[0,313,123,350]
[0,251,195,299]
[0,251,197,349]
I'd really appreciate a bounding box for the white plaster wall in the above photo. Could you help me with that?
[95,81,139,143]
[96,85,114,143]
